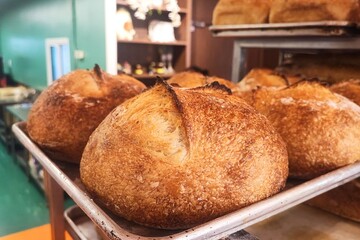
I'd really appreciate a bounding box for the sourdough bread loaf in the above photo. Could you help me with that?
[27,65,146,164]
[80,81,288,229]
[167,71,241,94]
[236,68,302,105]
[270,0,360,23]
[308,80,360,222]
[237,68,289,92]
[253,82,360,179]
[212,0,272,25]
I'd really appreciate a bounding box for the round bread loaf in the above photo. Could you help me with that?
[167,71,206,88]
[253,81,360,179]
[80,81,288,229]
[269,0,360,23]
[238,68,289,92]
[27,65,146,164]
[330,79,360,106]
[167,71,240,93]
[236,68,302,105]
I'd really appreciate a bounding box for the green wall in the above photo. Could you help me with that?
[0,0,106,90]
[0,30,2,55]
[74,0,106,70]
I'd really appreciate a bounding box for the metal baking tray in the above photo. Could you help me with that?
[209,21,360,37]
[12,121,360,239]
[247,204,360,239]
[65,204,360,240]
[64,205,258,240]
[64,205,103,240]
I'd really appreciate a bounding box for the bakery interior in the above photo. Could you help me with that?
[0,0,360,239]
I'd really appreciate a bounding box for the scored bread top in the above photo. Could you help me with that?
[80,81,288,229]
[27,66,146,163]
[49,67,145,99]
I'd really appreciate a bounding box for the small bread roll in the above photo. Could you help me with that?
[236,68,302,105]
[238,68,289,92]
[253,82,360,179]
[80,81,288,229]
[167,71,240,94]
[167,71,206,88]
[330,79,360,105]
[27,65,146,163]
[270,0,360,23]
[213,0,272,25]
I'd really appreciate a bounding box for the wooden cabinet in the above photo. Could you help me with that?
[116,0,192,85]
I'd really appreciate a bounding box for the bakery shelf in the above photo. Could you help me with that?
[116,0,192,76]
[12,121,360,240]
[116,0,188,14]
[210,21,360,38]
[133,73,173,80]
[118,38,187,46]
[209,21,360,82]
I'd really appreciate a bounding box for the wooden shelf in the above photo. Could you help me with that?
[132,73,174,80]
[116,0,192,75]
[118,38,187,46]
[116,0,188,14]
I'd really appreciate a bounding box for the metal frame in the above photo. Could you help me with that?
[231,37,360,82]
[12,122,360,240]
[210,22,360,82]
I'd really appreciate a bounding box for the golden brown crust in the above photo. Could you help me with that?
[270,0,360,23]
[235,68,302,105]
[238,68,289,92]
[307,179,360,222]
[80,82,288,229]
[330,79,360,106]
[253,82,360,179]
[27,67,146,163]
[213,0,272,25]
[167,71,241,94]
[206,76,240,93]
[167,71,207,88]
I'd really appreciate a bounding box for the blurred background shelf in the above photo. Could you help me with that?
[118,38,187,46]
[116,0,192,86]
[116,0,188,13]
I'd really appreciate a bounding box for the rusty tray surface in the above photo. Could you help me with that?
[209,21,360,37]
[12,122,360,240]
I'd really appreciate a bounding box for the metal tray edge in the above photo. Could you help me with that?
[209,21,359,31]
[12,121,360,240]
